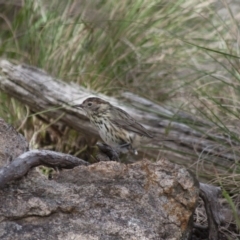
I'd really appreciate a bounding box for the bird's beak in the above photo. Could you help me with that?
[72,104,83,108]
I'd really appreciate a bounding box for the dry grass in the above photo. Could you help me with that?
[1,0,240,237]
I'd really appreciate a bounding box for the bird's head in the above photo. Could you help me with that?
[73,97,110,116]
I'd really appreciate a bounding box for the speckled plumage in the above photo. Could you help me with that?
[74,97,152,151]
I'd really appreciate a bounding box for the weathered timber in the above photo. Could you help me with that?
[0,59,238,177]
[0,149,89,188]
[199,183,223,240]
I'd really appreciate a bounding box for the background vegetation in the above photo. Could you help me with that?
[1,0,240,238]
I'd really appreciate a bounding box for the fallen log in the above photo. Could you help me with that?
[0,59,238,178]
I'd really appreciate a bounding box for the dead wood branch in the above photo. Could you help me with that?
[199,183,223,240]
[0,149,89,189]
[0,59,238,177]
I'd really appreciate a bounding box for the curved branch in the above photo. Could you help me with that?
[199,183,222,240]
[0,60,238,175]
[0,150,89,189]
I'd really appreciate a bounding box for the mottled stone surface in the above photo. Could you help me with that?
[0,118,29,167]
[0,159,199,240]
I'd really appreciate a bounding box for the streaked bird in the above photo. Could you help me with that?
[73,97,153,153]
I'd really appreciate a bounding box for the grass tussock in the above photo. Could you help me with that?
[0,1,239,165]
[1,0,240,237]
[1,0,223,97]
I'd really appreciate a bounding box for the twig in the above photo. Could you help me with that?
[0,149,89,188]
[199,183,222,240]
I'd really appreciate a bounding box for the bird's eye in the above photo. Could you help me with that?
[87,102,92,107]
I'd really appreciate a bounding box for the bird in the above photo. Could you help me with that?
[73,97,153,154]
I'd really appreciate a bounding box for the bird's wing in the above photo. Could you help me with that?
[109,107,153,138]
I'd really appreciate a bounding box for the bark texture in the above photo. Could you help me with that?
[0,149,89,189]
[0,60,237,177]
[199,183,222,240]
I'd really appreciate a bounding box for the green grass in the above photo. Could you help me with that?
[1,0,240,172]
[1,0,222,97]
[0,1,239,158]
[1,0,240,236]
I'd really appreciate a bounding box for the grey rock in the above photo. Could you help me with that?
[0,118,29,167]
[0,159,199,240]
